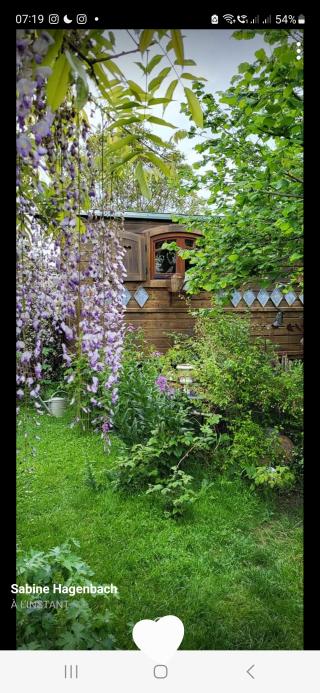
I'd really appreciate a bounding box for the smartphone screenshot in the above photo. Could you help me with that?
[5,7,316,691]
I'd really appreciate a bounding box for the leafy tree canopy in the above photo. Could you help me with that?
[175,29,303,294]
[41,28,206,196]
[83,124,207,214]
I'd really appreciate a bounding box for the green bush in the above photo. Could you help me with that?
[109,413,221,517]
[109,422,197,493]
[193,311,280,418]
[163,309,303,490]
[16,541,117,650]
[229,416,295,489]
[146,466,198,519]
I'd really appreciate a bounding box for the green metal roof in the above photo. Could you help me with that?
[80,210,207,220]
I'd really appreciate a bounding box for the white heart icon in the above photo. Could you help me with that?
[132,615,184,664]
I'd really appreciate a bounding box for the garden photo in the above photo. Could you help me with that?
[16,26,303,650]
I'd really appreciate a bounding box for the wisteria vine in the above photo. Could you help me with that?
[16,29,127,441]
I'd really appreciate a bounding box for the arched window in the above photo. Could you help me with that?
[150,231,199,279]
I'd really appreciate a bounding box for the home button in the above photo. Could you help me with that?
[154,664,168,679]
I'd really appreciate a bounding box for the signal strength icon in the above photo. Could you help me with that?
[262,14,271,24]
[250,15,260,24]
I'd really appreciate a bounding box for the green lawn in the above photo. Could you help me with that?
[17,409,303,650]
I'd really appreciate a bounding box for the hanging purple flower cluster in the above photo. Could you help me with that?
[16,225,62,411]
[16,29,127,442]
[61,215,127,440]
[82,217,127,429]
[16,29,54,184]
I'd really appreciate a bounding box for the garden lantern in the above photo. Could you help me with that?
[175,364,195,394]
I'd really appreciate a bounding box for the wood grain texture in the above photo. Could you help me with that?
[124,281,303,356]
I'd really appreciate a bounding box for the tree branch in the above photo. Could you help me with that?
[283,171,303,184]
[91,48,141,65]
[67,39,141,67]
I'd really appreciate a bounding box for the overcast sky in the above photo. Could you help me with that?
[97,29,269,164]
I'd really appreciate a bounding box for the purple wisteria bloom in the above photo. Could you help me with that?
[17,134,32,158]
[21,351,32,364]
[34,363,42,379]
[87,376,99,394]
[32,110,54,144]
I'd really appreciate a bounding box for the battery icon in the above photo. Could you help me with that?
[298,14,305,24]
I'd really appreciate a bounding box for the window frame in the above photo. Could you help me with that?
[150,231,199,280]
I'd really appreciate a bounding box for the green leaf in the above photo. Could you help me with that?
[146,115,177,128]
[90,31,112,49]
[173,129,188,142]
[41,30,64,67]
[170,30,184,64]
[64,51,89,109]
[289,252,302,262]
[162,79,178,113]
[134,61,146,74]
[238,62,251,73]
[93,64,113,92]
[181,72,207,81]
[232,30,256,40]
[135,161,152,199]
[164,79,178,101]
[127,80,146,101]
[184,87,203,127]
[103,59,124,77]
[107,135,135,152]
[110,151,139,172]
[146,54,163,73]
[149,67,171,92]
[148,97,171,105]
[143,132,171,147]
[76,76,89,110]
[46,54,70,111]
[106,116,142,130]
[139,29,155,53]
[65,50,87,81]
[143,152,173,177]
[255,48,267,62]
[116,101,145,110]
[175,58,196,66]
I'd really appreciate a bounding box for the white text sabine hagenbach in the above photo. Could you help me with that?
[11,583,119,596]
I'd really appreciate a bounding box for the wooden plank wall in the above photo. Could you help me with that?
[124,281,303,357]
[80,216,303,358]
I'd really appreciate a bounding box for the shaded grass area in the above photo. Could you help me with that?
[17,409,303,649]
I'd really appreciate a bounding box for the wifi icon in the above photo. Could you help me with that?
[223,13,235,23]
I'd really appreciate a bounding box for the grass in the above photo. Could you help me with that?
[17,408,303,650]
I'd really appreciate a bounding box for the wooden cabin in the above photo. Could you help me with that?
[83,212,304,358]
